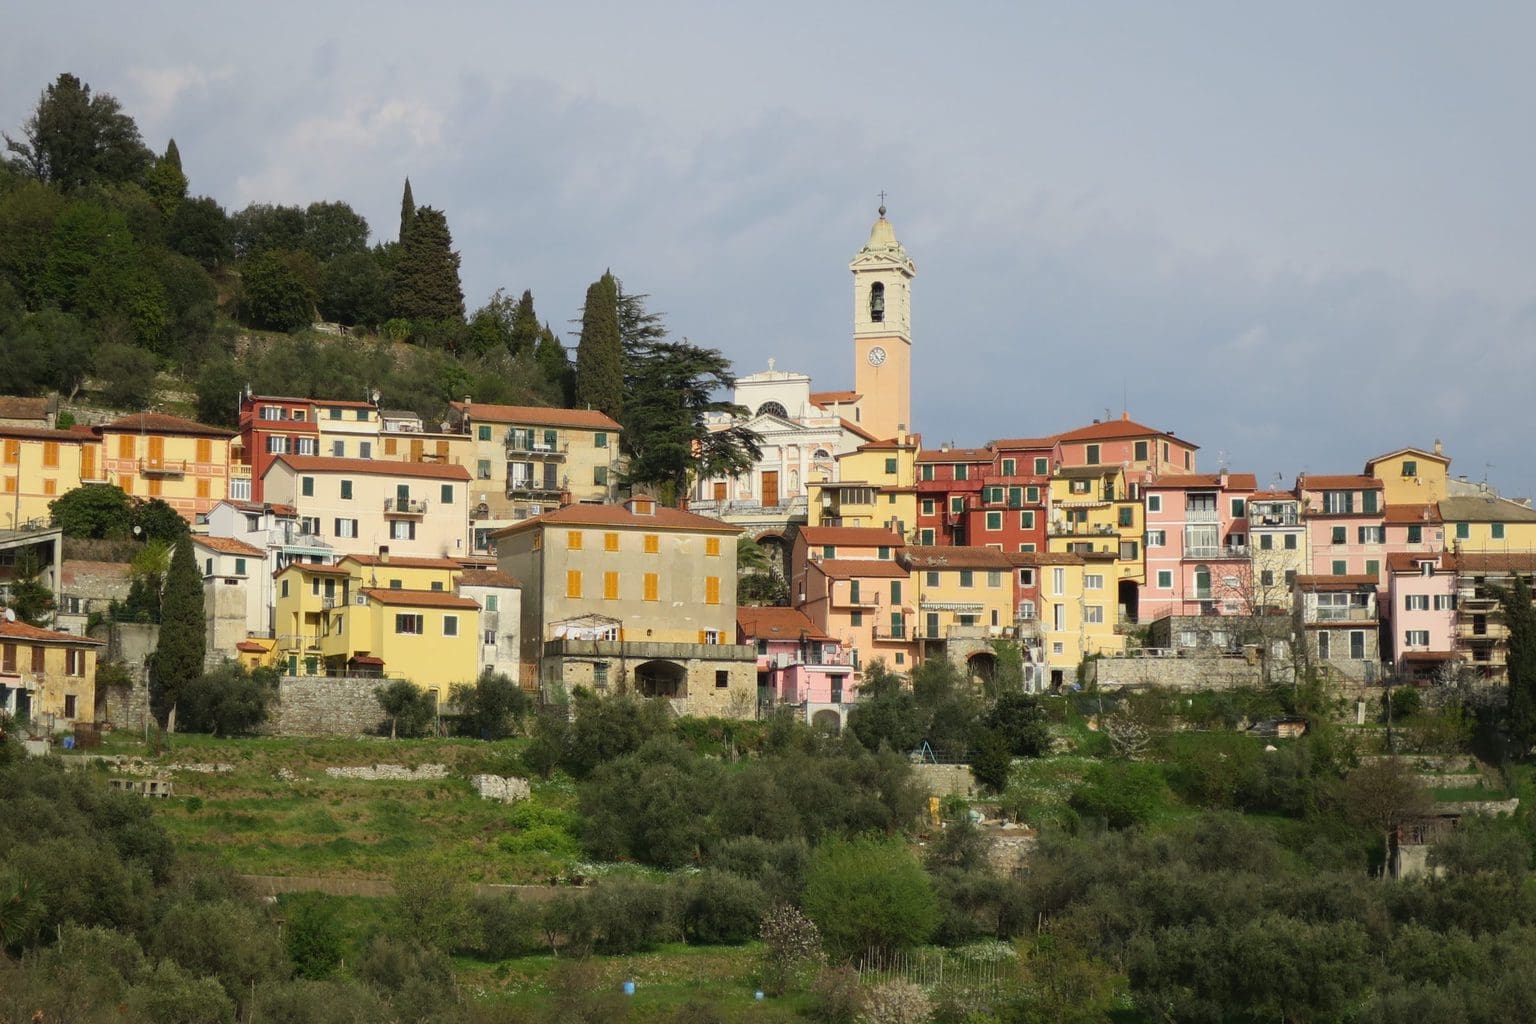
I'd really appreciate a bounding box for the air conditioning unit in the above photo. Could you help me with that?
[529,503,543,514]
[353,594,367,606]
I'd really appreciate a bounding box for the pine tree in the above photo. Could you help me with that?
[150,532,206,725]
[399,177,415,243]
[389,205,464,324]
[574,272,623,419]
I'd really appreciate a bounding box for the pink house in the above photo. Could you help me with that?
[1052,412,1200,478]
[1141,473,1257,620]
[1298,474,1387,586]
[738,606,857,711]
[1386,552,1457,681]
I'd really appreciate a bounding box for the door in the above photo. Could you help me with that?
[410,438,424,462]
[81,446,95,480]
[713,482,727,502]
[396,484,410,508]
[147,436,164,468]
[762,471,779,508]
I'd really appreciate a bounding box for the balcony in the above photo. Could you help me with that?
[383,497,429,515]
[1457,591,1498,612]
[836,590,881,609]
[505,435,568,459]
[1312,607,1376,622]
[1185,508,1219,523]
[872,624,908,641]
[1185,543,1250,560]
[139,459,187,477]
[321,597,338,610]
[507,479,565,499]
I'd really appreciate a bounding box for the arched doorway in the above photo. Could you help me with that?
[811,708,842,735]
[1118,579,1140,625]
[634,660,687,699]
[966,650,997,685]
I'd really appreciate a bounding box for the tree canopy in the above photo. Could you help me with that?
[4,73,153,190]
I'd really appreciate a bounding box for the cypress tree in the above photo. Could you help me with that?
[535,322,575,406]
[150,532,206,725]
[574,272,623,419]
[509,289,542,356]
[390,205,464,323]
[399,177,415,243]
[1491,573,1536,753]
[163,137,182,172]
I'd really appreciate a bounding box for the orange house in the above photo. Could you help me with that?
[96,413,236,522]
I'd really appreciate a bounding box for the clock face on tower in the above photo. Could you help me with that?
[867,346,887,367]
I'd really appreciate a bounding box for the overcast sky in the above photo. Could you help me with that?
[7,2,1534,496]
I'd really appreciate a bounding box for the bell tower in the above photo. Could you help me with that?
[850,201,915,441]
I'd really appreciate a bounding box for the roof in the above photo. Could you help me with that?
[1439,495,1536,524]
[797,526,905,548]
[1294,574,1379,591]
[490,502,743,538]
[1249,490,1298,501]
[840,418,880,443]
[1401,651,1456,663]
[1387,552,1448,573]
[193,536,264,557]
[916,448,992,464]
[1146,473,1259,490]
[361,588,480,609]
[1452,553,1536,574]
[235,641,269,653]
[456,569,521,589]
[274,562,351,577]
[810,390,861,406]
[62,560,130,578]
[853,434,920,451]
[450,401,620,431]
[0,620,104,645]
[902,546,1016,570]
[268,455,471,481]
[350,654,385,665]
[1297,474,1384,491]
[98,412,235,438]
[1056,465,1119,479]
[342,554,462,570]
[736,606,832,642]
[1364,447,1451,470]
[1008,551,1086,566]
[1384,504,1442,525]
[1053,414,1196,447]
[812,559,911,580]
[0,424,85,443]
[0,396,52,421]
[989,436,1058,450]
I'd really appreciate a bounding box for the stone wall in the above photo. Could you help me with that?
[912,763,977,800]
[261,676,393,737]
[1090,654,1265,691]
[92,622,157,731]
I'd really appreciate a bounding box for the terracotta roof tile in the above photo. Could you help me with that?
[193,536,264,557]
[1248,490,1297,501]
[0,620,103,645]
[491,502,742,537]
[1053,415,1196,447]
[275,562,350,576]
[902,545,1016,570]
[915,448,992,463]
[1364,447,1451,470]
[810,390,861,405]
[1452,552,1536,573]
[457,569,521,589]
[1008,551,1086,566]
[736,606,832,642]
[450,402,620,431]
[1439,495,1536,524]
[0,396,52,421]
[1384,504,1442,525]
[361,588,481,609]
[797,526,905,547]
[99,412,235,438]
[1387,552,1448,573]
[988,437,1058,450]
[1297,474,1384,490]
[343,554,462,570]
[236,641,269,653]
[269,455,471,481]
[840,418,880,442]
[1146,473,1258,490]
[0,424,85,442]
[812,559,910,580]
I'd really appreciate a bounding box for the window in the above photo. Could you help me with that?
[953,570,972,588]
[1002,458,1016,475]
[1026,485,1040,503]
[1231,498,1246,518]
[1316,631,1332,659]
[1144,529,1164,547]
[884,457,897,474]
[1404,629,1429,646]
[986,511,1002,531]
[954,464,968,481]
[1260,569,1275,586]
[714,669,730,689]
[1118,506,1134,527]
[29,645,45,673]
[1434,594,1454,611]
[484,594,498,612]
[66,649,86,676]
[891,580,903,604]
[594,465,608,486]
[1258,534,1273,550]
[395,614,424,634]
[443,615,458,636]
[1084,606,1104,624]
[1362,491,1379,514]
[566,570,582,599]
[296,437,317,456]
[1332,560,1347,575]
[706,537,721,557]
[919,529,935,544]
[390,579,403,589]
[1455,522,1469,540]
[850,610,862,627]
[921,499,935,516]
[301,476,314,497]
[643,573,659,601]
[337,479,352,500]
[359,441,372,459]
[1034,457,1048,475]
[604,532,620,552]
[568,530,583,550]
[332,440,346,457]
[440,484,454,504]
[1052,567,1065,595]
[281,579,289,598]
[1086,444,1100,465]
[1018,568,1035,586]
[1493,523,1506,540]
[335,518,358,538]
[920,463,934,481]
[1146,495,1162,513]
[1020,510,1036,530]
[1358,526,1384,544]
[1330,526,1346,545]
[1350,630,1366,659]
[1365,560,1380,578]
[1323,491,1354,514]
[987,571,1002,588]
[234,557,247,576]
[949,496,965,514]
[478,425,492,441]
[477,459,491,480]
[1134,440,1149,461]
[267,436,289,455]
[594,432,608,449]
[1084,574,1104,590]
[645,534,659,554]
[389,520,416,540]
[1284,534,1298,550]
[384,438,397,455]
[705,576,721,605]
[604,571,619,600]
[1405,594,1429,611]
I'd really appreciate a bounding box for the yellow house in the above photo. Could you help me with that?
[0,425,98,529]
[97,412,236,522]
[1015,551,1124,688]
[0,619,103,724]
[904,546,1017,675]
[271,555,482,697]
[1365,445,1453,506]
[493,497,756,717]
[1047,465,1145,615]
[1440,494,1536,553]
[808,434,920,536]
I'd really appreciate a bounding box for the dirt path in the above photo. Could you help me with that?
[238,874,572,901]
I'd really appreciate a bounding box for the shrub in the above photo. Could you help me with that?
[588,878,679,954]
[760,902,826,996]
[803,837,940,960]
[1069,761,1170,829]
[178,661,273,736]
[679,870,768,945]
[810,966,866,1024]
[473,892,540,960]
[376,681,435,739]
[391,859,478,953]
[860,979,934,1024]
[282,893,345,979]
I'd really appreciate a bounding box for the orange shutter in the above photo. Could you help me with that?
[3,440,18,464]
[196,439,212,463]
[705,576,721,605]
[566,571,582,599]
[643,573,658,601]
[42,442,58,467]
[118,435,134,458]
[603,572,619,600]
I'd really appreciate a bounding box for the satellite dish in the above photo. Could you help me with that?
[3,608,15,622]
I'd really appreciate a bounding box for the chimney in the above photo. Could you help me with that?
[1121,411,1130,421]
[378,545,390,564]
[1219,470,1229,489]
[1433,438,1443,456]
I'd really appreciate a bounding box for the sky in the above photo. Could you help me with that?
[6,2,1534,497]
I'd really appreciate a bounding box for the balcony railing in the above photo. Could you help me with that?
[872,625,908,640]
[505,436,568,459]
[1185,508,1219,523]
[383,497,428,515]
[139,459,187,477]
[838,591,881,608]
[1312,607,1376,622]
[1185,543,1250,559]
[507,480,565,499]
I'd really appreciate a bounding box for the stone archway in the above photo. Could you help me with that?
[811,708,843,735]
[634,660,687,699]
[966,650,997,685]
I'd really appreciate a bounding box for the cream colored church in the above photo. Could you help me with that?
[689,205,917,526]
